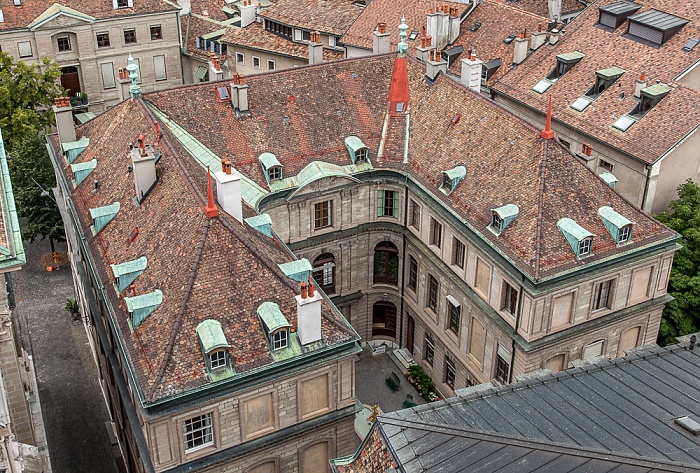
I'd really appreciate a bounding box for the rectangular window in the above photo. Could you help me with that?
[210,350,226,369]
[377,190,398,218]
[100,62,116,89]
[445,357,456,388]
[97,32,110,48]
[408,256,417,292]
[153,55,167,81]
[116,0,129,7]
[267,60,275,71]
[424,336,434,365]
[410,199,420,229]
[183,413,213,452]
[57,36,71,51]
[430,218,442,248]
[592,279,613,311]
[619,225,631,243]
[123,28,136,44]
[495,344,510,383]
[560,138,571,149]
[579,237,592,256]
[273,330,287,350]
[329,35,336,47]
[582,339,604,359]
[427,275,438,312]
[236,52,244,65]
[599,159,614,173]
[502,283,517,315]
[448,300,460,334]
[17,41,32,58]
[452,238,465,269]
[150,25,162,41]
[294,29,302,41]
[474,258,490,297]
[253,56,260,69]
[314,201,332,229]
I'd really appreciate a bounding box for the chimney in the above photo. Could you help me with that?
[130,137,157,202]
[373,21,391,55]
[416,33,432,62]
[425,48,447,81]
[426,7,450,50]
[549,29,559,45]
[308,31,323,65]
[53,97,77,144]
[460,49,483,93]
[295,280,322,345]
[548,0,562,21]
[513,29,529,65]
[240,0,256,28]
[214,159,243,222]
[530,24,547,50]
[634,73,647,98]
[231,74,249,113]
[448,7,460,44]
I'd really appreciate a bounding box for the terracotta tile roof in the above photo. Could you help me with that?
[222,21,344,60]
[0,0,178,30]
[341,0,468,53]
[492,0,700,164]
[447,1,550,83]
[181,13,230,60]
[490,0,584,18]
[188,0,230,21]
[260,0,364,36]
[51,99,356,403]
[333,428,397,472]
[145,54,675,282]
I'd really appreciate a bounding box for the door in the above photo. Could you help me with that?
[406,315,415,353]
[60,66,81,97]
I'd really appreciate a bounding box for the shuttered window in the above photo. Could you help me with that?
[628,22,664,45]
[618,327,640,357]
[599,11,617,28]
[101,62,116,89]
[153,55,167,81]
[551,293,573,328]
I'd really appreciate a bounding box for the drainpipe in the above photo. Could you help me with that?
[641,164,652,212]
[507,276,525,384]
[398,174,409,349]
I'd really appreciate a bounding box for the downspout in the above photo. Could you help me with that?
[641,164,652,212]
[398,174,409,348]
[507,276,525,383]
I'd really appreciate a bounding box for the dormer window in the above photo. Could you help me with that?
[625,9,689,47]
[598,206,633,244]
[440,166,466,195]
[533,52,585,94]
[209,349,227,369]
[257,302,293,356]
[613,83,670,131]
[557,218,594,258]
[196,320,234,379]
[344,136,370,165]
[579,237,593,256]
[258,152,283,184]
[268,166,282,180]
[619,225,631,242]
[355,148,368,163]
[597,1,641,30]
[489,204,519,235]
[113,0,132,9]
[273,329,288,350]
[491,213,503,231]
[89,202,120,234]
[572,67,625,112]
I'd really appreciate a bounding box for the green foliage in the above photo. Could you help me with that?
[7,131,65,243]
[65,298,79,313]
[406,364,440,402]
[655,179,700,345]
[0,52,64,148]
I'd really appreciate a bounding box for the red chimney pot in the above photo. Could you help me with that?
[308,281,315,297]
[204,166,219,218]
[300,281,308,299]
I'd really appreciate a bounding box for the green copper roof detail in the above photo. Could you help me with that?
[257,302,292,334]
[344,136,370,165]
[196,319,230,353]
[596,67,626,80]
[557,218,593,256]
[259,152,281,170]
[244,214,272,237]
[278,258,312,282]
[444,166,466,181]
[641,83,671,98]
[556,51,585,63]
[125,289,162,328]
[398,16,408,55]
[62,136,90,163]
[201,28,226,40]
[111,256,147,292]
[600,172,618,188]
[441,166,466,193]
[269,332,305,362]
[70,159,97,185]
[89,202,120,233]
[0,128,25,270]
[598,206,633,243]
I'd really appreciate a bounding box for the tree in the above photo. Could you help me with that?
[7,131,64,248]
[0,52,64,149]
[655,179,700,346]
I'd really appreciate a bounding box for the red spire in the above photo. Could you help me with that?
[388,55,410,114]
[204,166,219,218]
[541,94,554,140]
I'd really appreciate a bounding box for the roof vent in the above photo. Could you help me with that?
[597,1,641,30]
[674,416,700,436]
[278,259,313,282]
[89,202,120,234]
[111,256,148,292]
[70,158,97,185]
[489,204,519,235]
[125,289,162,328]
[599,171,618,188]
[440,166,466,194]
[244,214,273,237]
[557,218,594,258]
[344,136,369,164]
[625,9,689,47]
[258,152,283,184]
[682,38,699,52]
[598,206,633,244]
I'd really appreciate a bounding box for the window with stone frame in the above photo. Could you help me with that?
[427,275,438,312]
[424,335,434,365]
[495,344,510,383]
[312,253,336,294]
[123,28,136,44]
[373,241,399,285]
[378,190,398,218]
[57,36,71,52]
[410,199,421,229]
[452,238,465,269]
[430,217,442,248]
[150,25,163,41]
[97,32,110,48]
[592,279,613,311]
[209,350,226,369]
[502,282,518,315]
[445,356,456,388]
[407,256,418,292]
[448,299,460,334]
[183,413,214,452]
[314,200,332,229]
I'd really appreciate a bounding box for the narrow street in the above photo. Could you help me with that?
[11,238,121,473]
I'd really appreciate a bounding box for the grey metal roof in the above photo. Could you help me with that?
[599,1,642,15]
[379,342,700,471]
[628,9,689,31]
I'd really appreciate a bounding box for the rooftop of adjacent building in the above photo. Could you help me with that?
[260,0,364,37]
[490,0,587,19]
[0,131,25,271]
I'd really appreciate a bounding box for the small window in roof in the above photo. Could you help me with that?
[557,218,594,258]
[409,30,419,41]
[440,166,466,194]
[598,206,633,244]
[630,83,670,117]
[612,114,637,131]
[125,289,163,328]
[597,1,641,30]
[682,38,699,52]
[111,256,148,292]
[89,202,120,234]
[470,22,482,32]
[533,79,553,94]
[215,86,230,101]
[196,319,234,379]
[571,97,593,112]
[257,302,292,352]
[344,136,369,164]
[546,52,585,81]
[258,152,283,183]
[599,171,618,188]
[625,10,689,47]
[490,204,519,235]
[503,35,515,44]
[585,67,625,98]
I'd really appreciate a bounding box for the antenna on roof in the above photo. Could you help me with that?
[541,94,554,140]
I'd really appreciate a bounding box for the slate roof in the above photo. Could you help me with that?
[341,0,468,53]
[260,0,364,36]
[49,98,357,404]
[492,0,700,165]
[362,340,700,472]
[146,54,676,282]
[0,0,178,30]
[447,0,550,82]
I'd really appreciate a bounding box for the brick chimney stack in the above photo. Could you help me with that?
[53,97,77,144]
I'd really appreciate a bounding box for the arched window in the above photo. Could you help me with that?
[372,302,397,338]
[373,241,399,285]
[312,253,335,294]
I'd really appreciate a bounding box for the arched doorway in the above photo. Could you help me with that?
[60,66,81,98]
[373,241,399,285]
[372,302,396,338]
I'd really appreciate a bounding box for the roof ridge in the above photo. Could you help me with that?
[481,0,552,21]
[533,139,547,280]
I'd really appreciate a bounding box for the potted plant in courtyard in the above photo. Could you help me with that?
[64,298,79,317]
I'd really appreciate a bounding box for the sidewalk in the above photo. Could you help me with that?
[12,238,120,473]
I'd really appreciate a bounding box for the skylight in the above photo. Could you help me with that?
[533,79,553,94]
[504,35,515,44]
[571,97,592,112]
[683,38,699,52]
[612,115,637,131]
[470,22,482,32]
[409,30,418,41]
[215,86,230,101]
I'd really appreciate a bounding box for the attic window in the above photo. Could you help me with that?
[125,289,163,328]
[70,158,97,185]
[215,86,230,101]
[546,52,585,81]
[489,204,519,235]
[470,22,482,32]
[344,136,369,164]
[682,38,699,52]
[89,202,120,234]
[409,30,419,41]
[614,83,670,131]
[209,350,227,369]
[257,302,292,353]
[258,152,283,184]
[625,10,689,47]
[273,329,288,350]
[111,256,148,292]
[598,206,633,244]
[503,35,515,44]
[586,67,625,98]
[196,320,233,379]
[557,218,594,258]
[597,1,641,30]
[600,171,618,188]
[440,166,466,195]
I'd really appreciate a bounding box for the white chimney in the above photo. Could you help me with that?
[130,137,157,202]
[513,32,529,64]
[240,0,256,28]
[460,50,483,93]
[230,74,249,113]
[530,24,547,50]
[448,7,460,44]
[427,7,450,50]
[214,159,242,222]
[549,29,559,45]
[425,49,447,81]
[308,31,323,65]
[634,74,647,98]
[53,97,76,144]
[373,22,391,55]
[296,282,322,345]
[209,57,224,81]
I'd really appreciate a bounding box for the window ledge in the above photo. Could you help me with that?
[184,443,217,460]
[372,282,399,289]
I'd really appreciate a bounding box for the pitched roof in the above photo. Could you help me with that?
[492,0,700,164]
[368,339,700,471]
[341,0,468,53]
[0,130,25,271]
[260,0,364,36]
[49,98,357,404]
[447,0,551,83]
[0,0,178,30]
[490,0,585,18]
[181,13,230,61]
[145,54,675,282]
